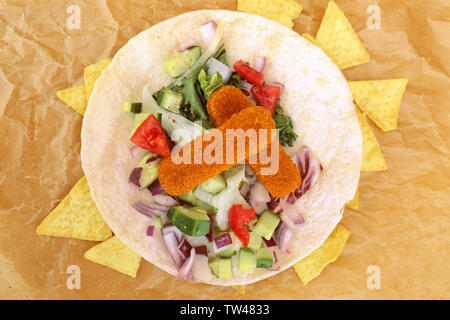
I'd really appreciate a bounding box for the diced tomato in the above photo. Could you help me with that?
[130,114,171,157]
[251,85,282,115]
[229,204,256,247]
[233,60,264,86]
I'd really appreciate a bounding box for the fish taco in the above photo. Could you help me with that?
[81,10,362,285]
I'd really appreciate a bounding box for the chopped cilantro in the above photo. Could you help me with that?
[273,102,298,147]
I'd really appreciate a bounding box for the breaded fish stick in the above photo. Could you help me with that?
[159,107,276,196]
[207,86,301,198]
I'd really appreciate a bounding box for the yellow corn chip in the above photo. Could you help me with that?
[355,107,388,171]
[56,85,87,115]
[316,1,370,69]
[293,224,350,285]
[349,79,408,131]
[84,58,112,100]
[238,0,303,28]
[346,187,359,209]
[36,176,112,241]
[302,33,320,47]
[84,236,141,278]
[232,285,246,294]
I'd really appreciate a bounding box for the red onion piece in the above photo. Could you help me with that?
[249,193,268,215]
[267,264,280,271]
[191,254,211,281]
[130,146,148,159]
[146,225,155,237]
[250,182,271,204]
[245,165,258,184]
[163,232,183,269]
[178,40,196,52]
[132,201,166,217]
[153,194,178,207]
[200,20,217,45]
[146,156,159,164]
[283,203,305,225]
[214,233,232,250]
[241,80,254,94]
[273,250,278,263]
[239,182,251,200]
[148,180,164,195]
[208,58,232,83]
[206,214,215,241]
[178,248,196,280]
[194,245,208,256]
[254,56,266,73]
[186,272,195,282]
[275,223,293,254]
[263,237,277,248]
[162,224,184,242]
[268,196,282,214]
[177,238,193,259]
[129,167,143,188]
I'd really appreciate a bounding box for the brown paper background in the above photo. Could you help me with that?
[0,0,449,299]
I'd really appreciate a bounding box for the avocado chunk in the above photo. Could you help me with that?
[159,88,182,113]
[247,232,262,250]
[153,216,162,228]
[167,206,210,236]
[163,46,202,78]
[136,154,160,189]
[121,101,142,113]
[208,257,232,279]
[178,190,217,214]
[199,174,227,195]
[256,247,274,268]
[239,248,255,273]
[253,210,280,240]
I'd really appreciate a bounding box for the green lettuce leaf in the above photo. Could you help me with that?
[198,69,224,100]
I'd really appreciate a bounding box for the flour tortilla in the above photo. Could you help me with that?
[81,10,362,285]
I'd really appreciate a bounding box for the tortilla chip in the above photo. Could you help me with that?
[84,236,141,278]
[349,79,408,131]
[84,58,112,100]
[355,107,388,171]
[346,187,359,209]
[316,1,370,69]
[232,285,246,294]
[302,33,320,46]
[36,176,112,241]
[56,85,87,115]
[293,224,350,285]
[237,0,303,28]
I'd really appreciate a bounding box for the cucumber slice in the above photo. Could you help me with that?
[178,191,217,214]
[239,248,255,273]
[216,246,236,258]
[137,154,160,189]
[208,257,232,279]
[121,101,142,113]
[199,174,227,195]
[256,248,274,268]
[253,210,280,240]
[159,88,182,113]
[167,206,210,236]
